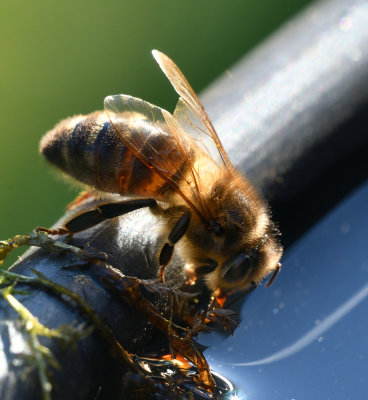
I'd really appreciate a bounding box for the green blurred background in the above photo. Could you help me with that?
[0,0,312,267]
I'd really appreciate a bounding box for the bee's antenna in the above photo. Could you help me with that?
[265,263,281,287]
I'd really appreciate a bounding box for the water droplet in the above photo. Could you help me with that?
[339,16,352,32]
[340,222,351,234]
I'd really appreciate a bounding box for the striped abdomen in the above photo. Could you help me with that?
[40,111,179,198]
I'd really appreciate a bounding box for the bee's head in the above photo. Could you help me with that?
[197,173,283,293]
[185,170,283,293]
[201,229,283,294]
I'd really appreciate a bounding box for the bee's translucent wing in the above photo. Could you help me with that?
[152,50,233,169]
[172,98,224,167]
[104,94,216,221]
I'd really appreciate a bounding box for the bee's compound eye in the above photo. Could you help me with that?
[221,252,252,282]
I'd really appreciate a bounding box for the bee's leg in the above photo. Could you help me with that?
[158,212,191,282]
[195,261,218,277]
[35,227,70,235]
[36,199,158,235]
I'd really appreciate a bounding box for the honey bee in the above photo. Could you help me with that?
[40,50,282,295]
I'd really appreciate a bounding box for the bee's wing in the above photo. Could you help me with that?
[172,98,224,167]
[104,94,215,221]
[152,50,233,169]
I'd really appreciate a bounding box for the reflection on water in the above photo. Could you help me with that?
[131,355,238,399]
[202,181,368,399]
[232,281,368,366]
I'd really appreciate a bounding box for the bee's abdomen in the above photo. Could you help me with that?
[40,111,166,197]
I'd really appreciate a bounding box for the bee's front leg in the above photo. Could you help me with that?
[158,212,191,282]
